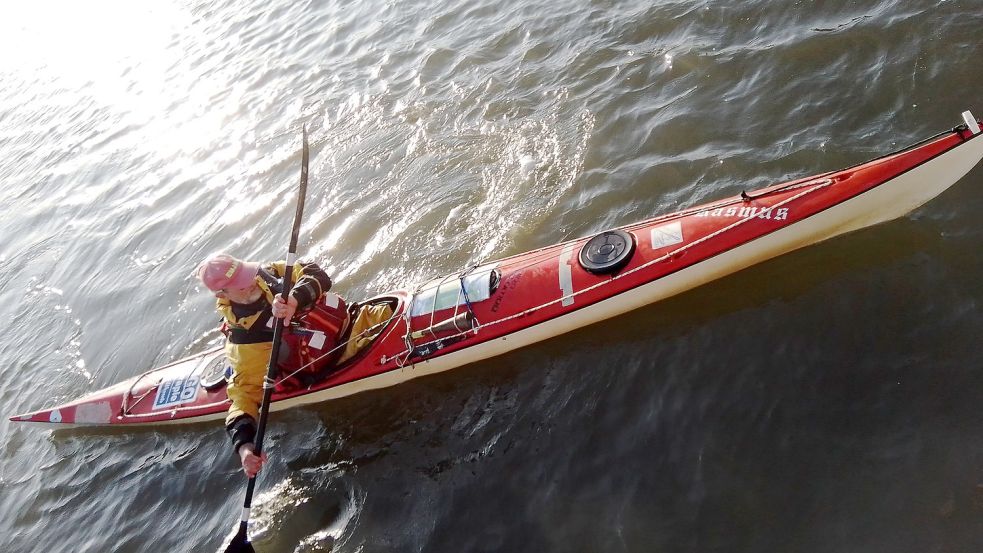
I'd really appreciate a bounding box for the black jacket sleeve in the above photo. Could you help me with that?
[290,261,332,309]
[226,415,257,454]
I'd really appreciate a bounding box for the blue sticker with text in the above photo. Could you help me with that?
[152,374,201,410]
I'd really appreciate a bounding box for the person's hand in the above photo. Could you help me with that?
[238,443,268,478]
[271,294,298,324]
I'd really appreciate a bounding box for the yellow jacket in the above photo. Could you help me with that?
[221,261,331,448]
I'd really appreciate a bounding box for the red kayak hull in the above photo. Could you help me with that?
[11,117,983,427]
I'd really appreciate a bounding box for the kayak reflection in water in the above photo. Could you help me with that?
[196,253,335,477]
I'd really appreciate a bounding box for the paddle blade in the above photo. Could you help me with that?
[221,525,256,553]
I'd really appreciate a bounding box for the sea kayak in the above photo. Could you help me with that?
[12,111,983,428]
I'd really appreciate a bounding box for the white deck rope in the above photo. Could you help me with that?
[124,178,837,417]
[388,178,835,358]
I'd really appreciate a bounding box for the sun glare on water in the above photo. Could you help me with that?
[0,0,234,157]
[2,1,182,91]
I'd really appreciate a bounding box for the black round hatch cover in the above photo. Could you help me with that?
[578,229,636,274]
[200,356,230,391]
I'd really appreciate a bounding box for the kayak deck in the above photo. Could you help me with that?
[12,113,983,427]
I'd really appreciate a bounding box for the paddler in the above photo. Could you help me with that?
[196,253,333,477]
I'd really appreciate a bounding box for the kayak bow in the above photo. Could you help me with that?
[12,111,983,428]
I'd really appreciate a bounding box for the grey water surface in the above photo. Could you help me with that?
[2,0,983,551]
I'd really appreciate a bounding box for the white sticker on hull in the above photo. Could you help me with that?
[152,374,201,410]
[74,402,113,424]
[558,244,575,307]
[49,410,62,423]
[651,221,684,250]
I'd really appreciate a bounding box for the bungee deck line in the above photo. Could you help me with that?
[143,124,974,386]
[391,123,982,359]
[387,178,835,363]
[462,123,973,278]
